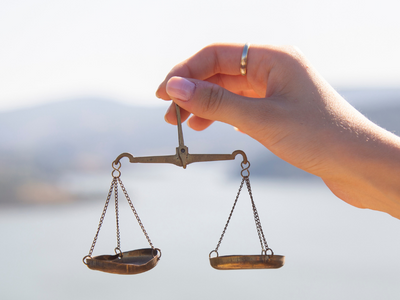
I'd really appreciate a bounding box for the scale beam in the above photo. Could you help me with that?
[113,149,248,169]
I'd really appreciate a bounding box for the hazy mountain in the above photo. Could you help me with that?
[0,98,263,204]
[0,89,399,205]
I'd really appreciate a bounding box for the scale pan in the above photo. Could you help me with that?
[86,248,161,274]
[210,254,285,270]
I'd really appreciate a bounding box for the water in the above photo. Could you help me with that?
[1,164,399,300]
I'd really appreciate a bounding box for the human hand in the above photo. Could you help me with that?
[156,43,400,218]
[156,43,362,177]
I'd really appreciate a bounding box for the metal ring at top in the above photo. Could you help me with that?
[241,161,250,170]
[112,161,121,170]
[112,169,121,178]
[240,43,250,76]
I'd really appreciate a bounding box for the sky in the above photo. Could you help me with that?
[0,0,399,111]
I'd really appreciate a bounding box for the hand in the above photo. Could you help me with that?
[156,43,400,219]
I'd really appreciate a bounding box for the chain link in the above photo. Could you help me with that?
[118,177,155,249]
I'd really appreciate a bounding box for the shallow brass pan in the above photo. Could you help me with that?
[209,254,285,270]
[85,248,161,275]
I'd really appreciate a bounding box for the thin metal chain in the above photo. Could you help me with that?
[117,177,155,249]
[214,177,245,252]
[87,178,116,257]
[245,177,269,251]
[213,160,271,254]
[114,179,121,251]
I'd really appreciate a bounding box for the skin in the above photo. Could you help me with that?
[156,43,400,219]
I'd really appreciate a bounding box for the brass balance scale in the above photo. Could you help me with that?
[82,104,285,274]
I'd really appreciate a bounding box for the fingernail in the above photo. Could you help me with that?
[166,77,195,102]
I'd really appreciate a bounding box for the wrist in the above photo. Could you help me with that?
[322,120,400,218]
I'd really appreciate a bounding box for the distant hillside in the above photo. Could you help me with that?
[0,98,262,204]
[0,90,399,205]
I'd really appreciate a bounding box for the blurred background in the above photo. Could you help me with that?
[0,0,399,299]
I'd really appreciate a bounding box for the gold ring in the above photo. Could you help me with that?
[240,43,250,76]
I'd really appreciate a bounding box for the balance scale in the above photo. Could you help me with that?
[82,104,285,274]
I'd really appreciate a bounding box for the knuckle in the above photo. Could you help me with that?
[277,45,306,64]
[202,84,225,117]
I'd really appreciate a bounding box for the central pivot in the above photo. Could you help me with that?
[175,104,188,168]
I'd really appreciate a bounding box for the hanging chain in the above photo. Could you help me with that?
[214,177,245,252]
[83,162,156,265]
[212,160,273,256]
[245,177,270,253]
[114,178,121,253]
[117,177,155,249]
[84,177,116,263]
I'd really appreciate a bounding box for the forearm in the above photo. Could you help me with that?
[322,117,400,219]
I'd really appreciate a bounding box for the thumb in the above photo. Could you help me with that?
[165,76,251,130]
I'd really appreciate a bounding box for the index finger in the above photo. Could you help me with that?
[156,43,247,100]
